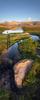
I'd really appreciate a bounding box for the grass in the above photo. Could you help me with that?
[22,26,40,34]
[0,33,29,54]
[0,89,10,100]
[0,27,40,100]
[18,38,39,59]
[0,57,40,100]
[0,27,8,32]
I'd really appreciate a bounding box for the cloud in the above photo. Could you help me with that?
[27,17,32,21]
[26,17,32,22]
[0,18,12,23]
[0,18,5,23]
[26,17,40,22]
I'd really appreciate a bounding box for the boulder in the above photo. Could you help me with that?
[13,59,33,88]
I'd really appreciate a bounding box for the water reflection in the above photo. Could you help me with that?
[30,35,39,40]
[2,28,23,34]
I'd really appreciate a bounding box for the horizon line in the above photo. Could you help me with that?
[0,17,40,23]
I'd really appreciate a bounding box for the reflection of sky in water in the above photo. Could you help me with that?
[7,43,21,61]
[2,28,23,34]
[30,35,39,40]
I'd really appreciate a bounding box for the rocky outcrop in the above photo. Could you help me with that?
[13,59,33,88]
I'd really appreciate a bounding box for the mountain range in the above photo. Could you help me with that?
[0,21,40,31]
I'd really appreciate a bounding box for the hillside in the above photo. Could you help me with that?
[0,21,40,29]
[0,21,40,33]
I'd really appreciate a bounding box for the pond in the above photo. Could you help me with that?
[2,28,23,34]
[30,34,40,41]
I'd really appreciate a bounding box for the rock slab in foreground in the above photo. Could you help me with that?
[13,59,33,88]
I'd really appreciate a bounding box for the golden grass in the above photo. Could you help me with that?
[0,33,29,54]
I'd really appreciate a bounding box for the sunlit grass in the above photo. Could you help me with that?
[0,33,29,54]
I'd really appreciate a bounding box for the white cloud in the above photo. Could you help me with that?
[26,17,40,22]
[26,17,32,22]
[0,18,5,23]
[27,17,32,21]
[0,18,12,23]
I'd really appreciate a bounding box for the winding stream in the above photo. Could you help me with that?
[0,34,40,94]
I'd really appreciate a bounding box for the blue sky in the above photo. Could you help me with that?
[0,0,40,22]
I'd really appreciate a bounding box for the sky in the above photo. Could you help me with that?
[0,0,40,22]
